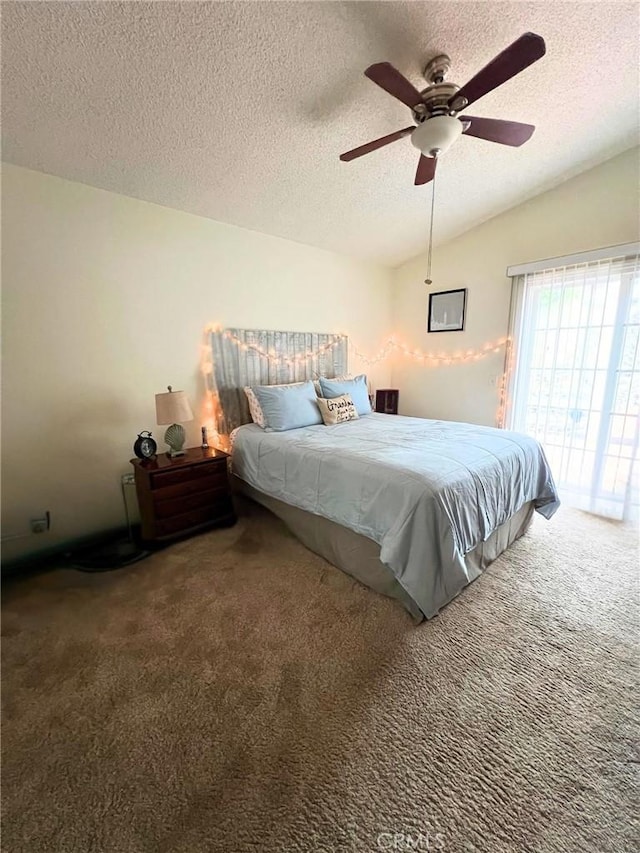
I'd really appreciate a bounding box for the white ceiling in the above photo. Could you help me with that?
[2,1,639,267]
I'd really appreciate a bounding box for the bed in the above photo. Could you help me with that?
[209,327,559,621]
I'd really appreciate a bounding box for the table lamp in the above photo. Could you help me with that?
[155,386,194,457]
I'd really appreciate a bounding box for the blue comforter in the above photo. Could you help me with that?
[232,413,559,618]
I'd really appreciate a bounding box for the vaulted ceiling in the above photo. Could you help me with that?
[2,1,638,266]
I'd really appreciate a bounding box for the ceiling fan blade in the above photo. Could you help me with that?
[365,62,424,109]
[415,154,437,186]
[461,116,535,146]
[339,126,415,162]
[451,32,545,109]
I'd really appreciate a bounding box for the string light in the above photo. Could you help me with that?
[201,325,513,435]
[496,337,515,429]
[349,340,395,365]
[212,329,347,363]
[203,325,511,375]
[205,325,510,368]
[351,336,511,367]
[200,328,223,449]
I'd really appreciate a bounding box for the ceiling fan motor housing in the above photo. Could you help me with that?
[411,115,463,158]
[417,81,461,118]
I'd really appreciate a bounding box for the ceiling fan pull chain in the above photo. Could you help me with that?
[425,159,437,285]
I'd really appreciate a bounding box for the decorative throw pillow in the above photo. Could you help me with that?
[244,386,266,428]
[316,393,359,425]
[319,374,371,416]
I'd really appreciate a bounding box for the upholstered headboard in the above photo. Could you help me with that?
[208,327,348,433]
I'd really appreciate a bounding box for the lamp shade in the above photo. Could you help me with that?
[155,387,194,425]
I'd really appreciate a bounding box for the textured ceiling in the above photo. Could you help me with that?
[2,1,639,266]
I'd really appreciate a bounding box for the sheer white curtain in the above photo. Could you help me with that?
[508,251,640,521]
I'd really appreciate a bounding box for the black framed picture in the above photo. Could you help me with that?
[427,288,467,333]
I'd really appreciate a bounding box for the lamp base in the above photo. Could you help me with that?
[164,423,186,457]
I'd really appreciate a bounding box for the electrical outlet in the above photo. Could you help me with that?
[121,473,135,485]
[30,511,50,534]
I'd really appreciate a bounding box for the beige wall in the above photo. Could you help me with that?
[4,150,639,560]
[391,147,640,426]
[1,165,392,560]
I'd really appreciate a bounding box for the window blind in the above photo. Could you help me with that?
[508,252,640,521]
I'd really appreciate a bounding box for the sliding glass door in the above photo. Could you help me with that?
[509,253,640,521]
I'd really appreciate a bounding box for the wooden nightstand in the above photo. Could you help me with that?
[131,447,236,544]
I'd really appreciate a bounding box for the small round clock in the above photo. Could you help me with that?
[133,431,157,460]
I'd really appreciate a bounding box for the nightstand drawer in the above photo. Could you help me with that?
[152,472,228,502]
[156,500,233,536]
[154,487,228,519]
[150,461,225,489]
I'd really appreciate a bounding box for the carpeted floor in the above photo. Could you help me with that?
[2,499,638,853]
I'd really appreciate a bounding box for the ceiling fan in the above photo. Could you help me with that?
[339,32,546,185]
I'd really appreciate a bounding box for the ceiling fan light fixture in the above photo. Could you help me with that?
[340,32,545,184]
[411,115,463,157]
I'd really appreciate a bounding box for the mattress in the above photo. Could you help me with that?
[231,413,559,619]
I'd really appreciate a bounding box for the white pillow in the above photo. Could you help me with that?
[244,386,266,428]
[316,393,359,425]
